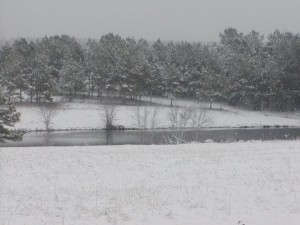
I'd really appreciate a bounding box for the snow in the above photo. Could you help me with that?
[14,97,300,131]
[1,141,300,225]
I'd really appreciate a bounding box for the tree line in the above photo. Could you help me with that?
[0,28,300,110]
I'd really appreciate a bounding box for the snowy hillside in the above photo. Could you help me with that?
[15,101,300,131]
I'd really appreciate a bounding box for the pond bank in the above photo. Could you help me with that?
[2,127,300,147]
[19,124,300,133]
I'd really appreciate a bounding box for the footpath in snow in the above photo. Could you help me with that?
[1,141,300,225]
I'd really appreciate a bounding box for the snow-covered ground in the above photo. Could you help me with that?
[15,97,300,131]
[1,141,300,225]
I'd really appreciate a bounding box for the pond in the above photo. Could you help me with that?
[1,127,300,147]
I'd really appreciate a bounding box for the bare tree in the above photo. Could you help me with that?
[101,104,118,129]
[164,93,175,107]
[168,106,193,142]
[150,107,160,129]
[167,105,213,143]
[191,107,213,141]
[168,107,180,130]
[132,106,147,129]
[131,106,160,144]
[36,103,60,131]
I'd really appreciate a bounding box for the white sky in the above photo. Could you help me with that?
[0,0,299,42]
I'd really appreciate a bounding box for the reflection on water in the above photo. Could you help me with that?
[1,128,300,147]
[1,127,300,147]
[106,131,113,145]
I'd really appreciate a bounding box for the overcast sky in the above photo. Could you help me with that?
[0,0,299,42]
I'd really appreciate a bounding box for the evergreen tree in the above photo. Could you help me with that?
[267,31,300,110]
[0,44,17,102]
[0,87,23,140]
[218,28,272,109]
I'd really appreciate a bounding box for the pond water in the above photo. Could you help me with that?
[1,127,300,147]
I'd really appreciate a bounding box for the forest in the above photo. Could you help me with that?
[0,27,300,111]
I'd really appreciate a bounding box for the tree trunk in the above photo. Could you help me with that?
[150,88,153,103]
[99,91,103,103]
[139,94,142,105]
[139,82,142,105]
[97,78,100,98]
[69,91,72,102]
[19,88,22,103]
[122,95,127,105]
[30,79,33,102]
[30,89,33,102]
[88,77,91,98]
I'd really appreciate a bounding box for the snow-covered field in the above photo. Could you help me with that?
[15,97,300,131]
[1,141,300,225]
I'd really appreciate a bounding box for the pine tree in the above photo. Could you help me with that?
[60,58,85,101]
[267,31,300,110]
[0,88,23,140]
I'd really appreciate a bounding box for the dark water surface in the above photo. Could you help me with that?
[1,127,300,147]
